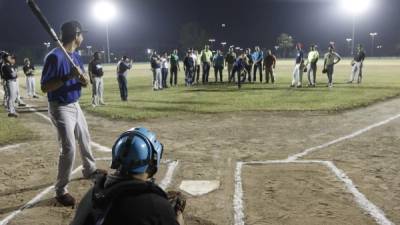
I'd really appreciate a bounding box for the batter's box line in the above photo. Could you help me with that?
[0,158,179,225]
[233,160,394,225]
[0,89,112,153]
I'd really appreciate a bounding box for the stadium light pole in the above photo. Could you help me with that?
[86,45,92,57]
[92,1,117,64]
[369,32,378,57]
[209,39,216,50]
[221,42,227,52]
[43,42,51,52]
[341,0,372,55]
[346,38,352,56]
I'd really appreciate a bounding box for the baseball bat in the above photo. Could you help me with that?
[26,0,89,86]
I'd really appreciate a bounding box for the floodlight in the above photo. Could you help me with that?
[43,42,50,48]
[92,0,117,63]
[93,1,117,23]
[341,0,372,15]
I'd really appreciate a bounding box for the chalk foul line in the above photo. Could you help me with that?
[233,160,394,225]
[0,158,178,225]
[287,113,400,161]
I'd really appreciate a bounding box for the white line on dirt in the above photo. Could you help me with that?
[159,160,179,190]
[0,158,178,225]
[322,161,394,225]
[24,104,112,153]
[0,143,25,152]
[233,162,244,225]
[0,165,82,225]
[233,160,394,225]
[287,113,400,161]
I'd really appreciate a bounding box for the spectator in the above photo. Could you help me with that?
[161,53,169,88]
[323,43,341,88]
[263,50,276,84]
[200,45,213,84]
[169,49,180,87]
[213,50,224,82]
[23,58,39,98]
[291,43,304,88]
[117,56,132,100]
[252,46,263,83]
[88,52,105,106]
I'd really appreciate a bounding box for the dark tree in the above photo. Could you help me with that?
[179,22,208,51]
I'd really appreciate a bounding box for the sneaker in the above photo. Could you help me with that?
[290,84,295,88]
[8,113,18,118]
[84,168,108,180]
[33,95,39,99]
[18,103,26,107]
[55,193,76,207]
[296,85,302,88]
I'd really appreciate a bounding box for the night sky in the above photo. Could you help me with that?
[0,0,399,59]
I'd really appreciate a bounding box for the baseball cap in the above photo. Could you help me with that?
[1,52,13,60]
[60,20,88,42]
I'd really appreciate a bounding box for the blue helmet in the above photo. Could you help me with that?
[111,127,163,175]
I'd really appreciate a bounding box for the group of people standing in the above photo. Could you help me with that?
[0,51,37,117]
[148,45,278,89]
[146,42,366,90]
[291,43,366,88]
[88,52,133,105]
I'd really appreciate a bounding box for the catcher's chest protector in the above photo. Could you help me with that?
[88,175,167,225]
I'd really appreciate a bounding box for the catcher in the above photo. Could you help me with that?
[71,127,185,225]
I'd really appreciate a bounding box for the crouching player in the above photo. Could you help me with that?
[231,51,248,89]
[71,127,185,225]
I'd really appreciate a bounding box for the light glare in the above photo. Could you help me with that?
[341,0,372,15]
[93,1,117,23]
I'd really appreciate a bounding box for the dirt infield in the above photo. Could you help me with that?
[0,95,400,224]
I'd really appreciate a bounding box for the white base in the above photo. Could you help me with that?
[179,180,220,196]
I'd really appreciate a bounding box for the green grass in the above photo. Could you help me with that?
[0,112,35,146]
[51,59,400,120]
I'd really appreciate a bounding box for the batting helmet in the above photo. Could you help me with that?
[111,127,163,175]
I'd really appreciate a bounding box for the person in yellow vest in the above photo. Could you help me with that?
[200,45,213,84]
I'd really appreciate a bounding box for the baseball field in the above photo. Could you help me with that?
[1,58,400,225]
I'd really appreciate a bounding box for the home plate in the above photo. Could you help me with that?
[179,180,220,196]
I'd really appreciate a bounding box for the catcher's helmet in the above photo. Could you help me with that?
[111,127,163,175]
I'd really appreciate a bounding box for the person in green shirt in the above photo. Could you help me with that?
[225,47,236,83]
[169,49,180,87]
[305,45,319,87]
[200,45,213,84]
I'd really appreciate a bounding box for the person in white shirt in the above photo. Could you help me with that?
[323,44,341,88]
[305,45,319,87]
[161,53,169,89]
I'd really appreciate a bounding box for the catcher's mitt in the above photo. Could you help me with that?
[322,68,327,74]
[303,67,308,73]
[167,191,186,214]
